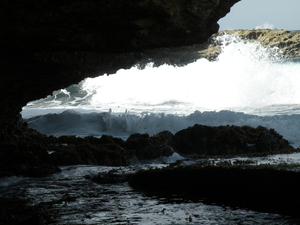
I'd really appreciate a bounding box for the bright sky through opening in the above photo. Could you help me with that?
[218,0,300,31]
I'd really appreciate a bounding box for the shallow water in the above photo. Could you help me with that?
[1,164,299,224]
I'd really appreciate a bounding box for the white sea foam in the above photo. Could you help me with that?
[22,33,300,146]
[22,109,300,148]
[255,23,275,30]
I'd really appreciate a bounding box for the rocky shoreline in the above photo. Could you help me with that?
[139,29,300,66]
[2,1,300,223]
[1,0,239,146]
[128,161,300,217]
[3,161,300,225]
[2,27,300,177]
[2,23,300,179]
[2,112,300,225]
[0,122,295,178]
[198,29,300,61]
[1,27,300,222]
[1,119,298,223]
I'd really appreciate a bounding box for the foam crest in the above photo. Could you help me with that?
[255,23,275,30]
[22,33,300,146]
[24,33,300,114]
[24,109,300,148]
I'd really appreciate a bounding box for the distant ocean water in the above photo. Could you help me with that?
[22,33,300,147]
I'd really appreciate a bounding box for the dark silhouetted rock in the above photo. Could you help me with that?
[0,0,239,147]
[17,214,46,225]
[129,163,300,216]
[173,124,292,156]
[126,131,174,160]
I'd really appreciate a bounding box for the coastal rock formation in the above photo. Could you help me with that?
[2,1,299,146]
[0,124,293,177]
[0,0,239,145]
[126,131,174,160]
[129,163,300,216]
[173,124,292,156]
[0,0,242,176]
[0,132,134,177]
[128,29,300,68]
[222,29,300,59]
[198,29,300,60]
[2,1,299,177]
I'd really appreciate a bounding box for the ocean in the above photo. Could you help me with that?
[22,33,300,148]
[2,32,300,224]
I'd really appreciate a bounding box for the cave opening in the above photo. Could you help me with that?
[19,0,300,147]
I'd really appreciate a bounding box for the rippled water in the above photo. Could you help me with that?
[1,162,300,224]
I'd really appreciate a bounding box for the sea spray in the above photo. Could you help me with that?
[23,33,298,113]
[22,33,300,146]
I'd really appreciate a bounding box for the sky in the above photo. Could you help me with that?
[218,0,300,30]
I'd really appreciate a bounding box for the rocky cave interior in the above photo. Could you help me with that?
[4,2,300,223]
[2,0,300,176]
[1,0,240,143]
[2,0,255,178]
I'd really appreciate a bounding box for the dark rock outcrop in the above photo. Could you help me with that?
[1,123,293,177]
[173,124,292,156]
[2,0,239,54]
[0,0,239,146]
[0,0,242,176]
[126,131,174,160]
[0,131,134,177]
[129,163,300,216]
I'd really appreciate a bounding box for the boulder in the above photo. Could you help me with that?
[129,163,300,216]
[0,123,294,177]
[173,124,292,156]
[0,132,133,177]
[126,131,174,160]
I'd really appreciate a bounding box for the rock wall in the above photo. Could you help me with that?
[0,0,239,143]
[201,29,300,60]
[121,29,300,68]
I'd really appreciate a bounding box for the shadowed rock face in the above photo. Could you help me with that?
[173,124,292,156]
[0,0,240,142]
[2,0,240,53]
[128,164,300,216]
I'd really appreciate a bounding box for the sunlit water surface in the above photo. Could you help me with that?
[1,160,300,224]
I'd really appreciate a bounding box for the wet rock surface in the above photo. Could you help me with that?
[1,164,300,225]
[0,123,294,177]
[129,162,300,217]
[220,29,300,59]
[0,130,133,177]
[2,2,300,222]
